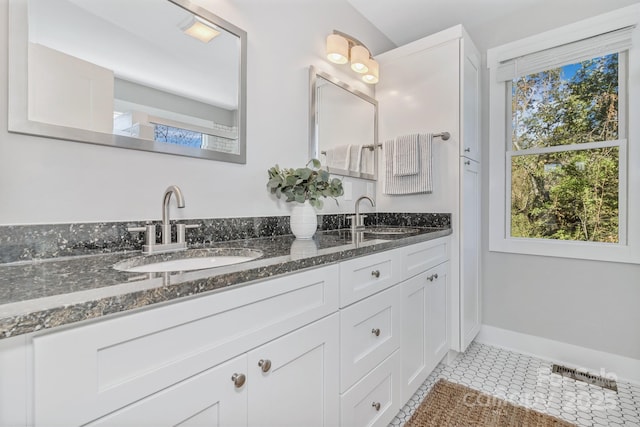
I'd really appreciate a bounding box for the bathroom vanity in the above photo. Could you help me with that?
[0,222,451,427]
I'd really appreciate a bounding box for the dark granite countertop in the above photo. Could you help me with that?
[0,226,451,339]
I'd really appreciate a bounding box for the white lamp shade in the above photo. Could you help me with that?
[350,45,369,73]
[362,58,379,84]
[326,34,349,64]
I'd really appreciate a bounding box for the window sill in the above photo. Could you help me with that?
[489,237,640,264]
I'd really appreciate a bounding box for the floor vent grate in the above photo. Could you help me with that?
[551,364,618,392]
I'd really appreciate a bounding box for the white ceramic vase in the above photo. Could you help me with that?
[290,200,318,239]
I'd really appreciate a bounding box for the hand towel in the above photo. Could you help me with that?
[324,144,351,170]
[392,134,420,176]
[349,145,363,173]
[383,133,433,195]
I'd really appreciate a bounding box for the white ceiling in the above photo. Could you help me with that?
[347,0,640,52]
[29,0,240,109]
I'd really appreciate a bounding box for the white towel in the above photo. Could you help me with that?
[393,134,420,176]
[324,144,351,170]
[349,145,363,173]
[383,133,433,195]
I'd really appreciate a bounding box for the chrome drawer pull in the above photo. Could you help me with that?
[371,328,381,337]
[231,373,246,388]
[258,359,272,373]
[427,273,439,282]
[371,270,381,278]
[372,402,381,411]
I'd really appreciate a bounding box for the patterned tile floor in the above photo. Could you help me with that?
[390,342,640,426]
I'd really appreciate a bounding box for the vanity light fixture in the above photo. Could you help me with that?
[181,15,220,43]
[325,30,379,84]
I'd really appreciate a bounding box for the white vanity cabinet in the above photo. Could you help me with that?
[32,265,340,427]
[337,237,451,427]
[0,236,453,427]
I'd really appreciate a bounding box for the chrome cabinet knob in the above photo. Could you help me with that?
[427,273,439,282]
[464,147,471,152]
[371,270,380,278]
[231,373,246,388]
[372,402,381,411]
[258,359,272,373]
[371,328,381,337]
[464,160,471,165]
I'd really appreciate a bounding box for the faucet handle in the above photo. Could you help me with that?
[177,223,200,244]
[128,224,156,247]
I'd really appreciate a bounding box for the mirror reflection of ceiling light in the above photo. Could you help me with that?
[325,30,379,84]
[182,16,220,43]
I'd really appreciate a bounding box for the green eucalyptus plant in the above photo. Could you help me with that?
[267,159,344,209]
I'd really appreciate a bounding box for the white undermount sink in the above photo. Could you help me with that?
[113,248,263,273]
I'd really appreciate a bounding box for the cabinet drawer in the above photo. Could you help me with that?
[339,249,402,307]
[33,265,339,427]
[340,284,401,392]
[402,237,449,280]
[340,350,401,427]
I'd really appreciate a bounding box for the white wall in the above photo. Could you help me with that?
[480,6,640,365]
[0,0,394,225]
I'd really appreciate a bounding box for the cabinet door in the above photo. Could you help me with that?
[247,314,339,427]
[400,263,449,402]
[427,262,450,368]
[86,355,248,427]
[461,158,481,351]
[461,40,480,161]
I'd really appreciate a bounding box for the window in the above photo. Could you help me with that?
[508,53,625,243]
[152,123,240,154]
[487,8,640,263]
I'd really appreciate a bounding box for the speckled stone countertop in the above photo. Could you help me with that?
[0,215,451,339]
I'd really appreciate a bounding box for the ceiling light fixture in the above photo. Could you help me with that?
[325,30,379,84]
[181,15,220,43]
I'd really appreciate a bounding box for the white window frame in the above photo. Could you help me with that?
[487,5,640,263]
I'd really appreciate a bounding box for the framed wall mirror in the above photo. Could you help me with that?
[8,0,247,163]
[309,67,378,181]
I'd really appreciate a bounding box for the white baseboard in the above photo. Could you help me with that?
[476,325,640,385]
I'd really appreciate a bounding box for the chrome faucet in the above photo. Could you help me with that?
[353,195,375,231]
[127,185,200,254]
[162,185,185,245]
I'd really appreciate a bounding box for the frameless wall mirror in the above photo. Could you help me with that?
[309,66,378,181]
[8,0,247,163]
